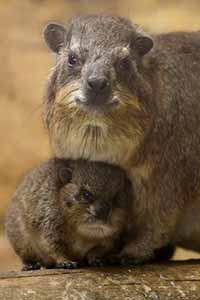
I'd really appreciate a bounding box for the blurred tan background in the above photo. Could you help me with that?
[1,0,200,272]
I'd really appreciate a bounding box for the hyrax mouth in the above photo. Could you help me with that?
[75,94,120,113]
[55,80,141,115]
[56,81,120,114]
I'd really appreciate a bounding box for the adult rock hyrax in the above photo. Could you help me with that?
[43,15,200,263]
[5,158,132,270]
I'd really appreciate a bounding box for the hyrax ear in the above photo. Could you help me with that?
[43,22,67,53]
[133,29,153,56]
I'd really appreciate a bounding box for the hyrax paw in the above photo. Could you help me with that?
[55,261,79,269]
[22,262,41,271]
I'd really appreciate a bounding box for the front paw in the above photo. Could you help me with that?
[106,248,153,266]
[117,243,154,266]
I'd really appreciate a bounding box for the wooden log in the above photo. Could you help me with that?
[0,261,200,300]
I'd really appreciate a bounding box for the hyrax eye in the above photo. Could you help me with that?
[80,188,93,202]
[68,52,78,67]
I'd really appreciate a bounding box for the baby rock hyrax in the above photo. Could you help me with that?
[5,158,132,270]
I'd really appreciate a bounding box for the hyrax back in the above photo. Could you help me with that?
[6,158,131,270]
[43,15,200,263]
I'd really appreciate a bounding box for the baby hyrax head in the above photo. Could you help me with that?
[58,159,131,240]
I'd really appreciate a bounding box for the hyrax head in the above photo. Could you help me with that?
[56,159,132,240]
[43,15,153,114]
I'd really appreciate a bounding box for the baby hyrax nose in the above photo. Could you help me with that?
[94,202,112,222]
[87,76,110,94]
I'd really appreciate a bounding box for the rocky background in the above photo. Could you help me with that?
[1,0,200,271]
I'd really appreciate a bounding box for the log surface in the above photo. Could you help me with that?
[1,261,200,300]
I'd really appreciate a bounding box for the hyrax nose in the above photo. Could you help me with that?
[87,76,109,94]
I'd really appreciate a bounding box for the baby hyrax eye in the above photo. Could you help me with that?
[80,188,93,202]
[68,52,78,68]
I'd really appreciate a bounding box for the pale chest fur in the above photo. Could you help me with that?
[50,117,139,170]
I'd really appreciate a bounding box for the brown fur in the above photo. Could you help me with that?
[5,158,131,269]
[43,15,200,262]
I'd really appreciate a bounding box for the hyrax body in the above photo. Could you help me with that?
[43,15,200,263]
[5,159,131,270]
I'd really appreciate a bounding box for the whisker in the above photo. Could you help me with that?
[81,127,89,157]
[95,126,98,152]
[58,88,79,103]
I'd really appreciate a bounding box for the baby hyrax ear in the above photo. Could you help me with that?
[43,22,67,53]
[54,158,73,185]
[133,28,153,56]
[58,166,72,185]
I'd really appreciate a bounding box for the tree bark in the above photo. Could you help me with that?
[0,261,200,300]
